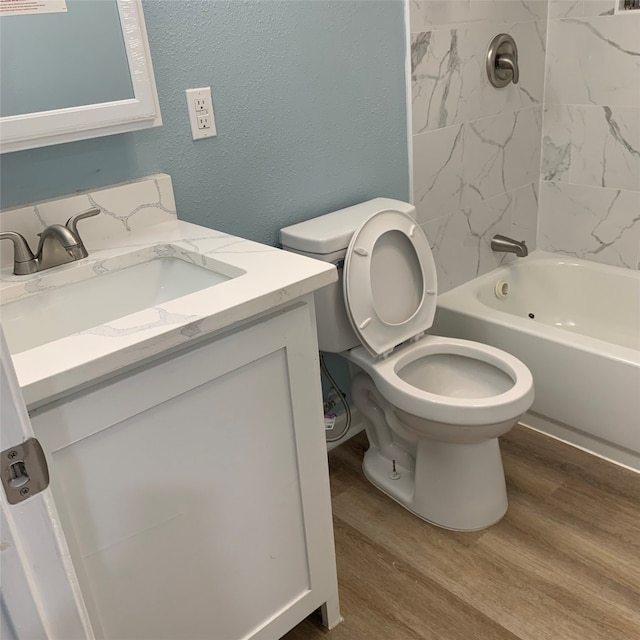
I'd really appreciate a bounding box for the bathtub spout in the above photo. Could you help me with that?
[491,235,528,257]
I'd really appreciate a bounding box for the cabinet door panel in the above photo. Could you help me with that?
[30,305,328,640]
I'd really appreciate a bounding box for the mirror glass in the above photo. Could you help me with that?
[1,0,134,117]
[0,0,160,153]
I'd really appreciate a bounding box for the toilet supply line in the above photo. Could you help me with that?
[320,353,351,443]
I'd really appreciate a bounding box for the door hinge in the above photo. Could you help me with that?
[1,438,50,505]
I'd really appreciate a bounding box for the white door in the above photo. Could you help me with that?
[0,326,93,639]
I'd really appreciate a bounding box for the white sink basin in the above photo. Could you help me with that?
[1,255,240,354]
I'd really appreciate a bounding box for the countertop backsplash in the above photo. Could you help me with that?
[0,174,177,268]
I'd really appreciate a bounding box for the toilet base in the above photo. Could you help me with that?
[363,437,508,531]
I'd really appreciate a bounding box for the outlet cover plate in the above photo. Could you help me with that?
[185,87,217,140]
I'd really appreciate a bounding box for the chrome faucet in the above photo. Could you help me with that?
[0,208,100,275]
[491,234,528,257]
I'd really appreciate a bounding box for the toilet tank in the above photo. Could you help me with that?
[280,198,416,352]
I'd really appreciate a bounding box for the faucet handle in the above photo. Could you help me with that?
[496,52,519,84]
[0,231,38,275]
[487,34,519,88]
[65,207,101,238]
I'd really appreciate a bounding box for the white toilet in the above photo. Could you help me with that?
[281,199,534,531]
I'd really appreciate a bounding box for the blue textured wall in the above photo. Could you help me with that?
[0,0,408,246]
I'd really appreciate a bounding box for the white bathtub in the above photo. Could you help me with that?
[432,251,640,471]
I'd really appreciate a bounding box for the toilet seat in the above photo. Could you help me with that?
[342,208,533,426]
[343,209,438,357]
[348,335,534,426]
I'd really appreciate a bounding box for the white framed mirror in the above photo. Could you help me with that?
[0,0,161,153]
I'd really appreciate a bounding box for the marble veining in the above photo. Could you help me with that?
[465,107,542,204]
[572,17,640,57]
[414,106,542,223]
[542,105,640,192]
[539,7,640,269]
[411,28,463,134]
[572,106,640,191]
[78,307,203,339]
[411,19,546,134]
[422,182,538,292]
[545,14,640,107]
[410,0,548,289]
[603,107,640,160]
[549,0,616,20]
[413,123,465,222]
[509,181,540,250]
[541,106,574,182]
[538,182,640,268]
[0,174,177,268]
[0,175,336,407]
[86,178,175,232]
[411,0,638,280]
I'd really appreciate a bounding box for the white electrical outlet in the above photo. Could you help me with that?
[185,87,217,140]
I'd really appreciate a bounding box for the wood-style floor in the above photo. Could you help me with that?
[283,426,640,640]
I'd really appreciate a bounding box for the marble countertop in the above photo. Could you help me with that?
[0,219,336,407]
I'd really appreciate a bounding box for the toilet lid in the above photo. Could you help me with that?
[343,209,438,357]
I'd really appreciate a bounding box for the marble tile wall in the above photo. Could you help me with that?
[410,0,547,291]
[539,1,640,268]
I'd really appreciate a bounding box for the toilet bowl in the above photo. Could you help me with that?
[349,335,533,431]
[349,335,533,530]
[280,199,535,531]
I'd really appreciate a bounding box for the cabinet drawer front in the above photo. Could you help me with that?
[32,305,310,448]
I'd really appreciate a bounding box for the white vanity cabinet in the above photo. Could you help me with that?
[28,297,340,640]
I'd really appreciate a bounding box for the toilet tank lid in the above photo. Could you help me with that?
[280,198,416,256]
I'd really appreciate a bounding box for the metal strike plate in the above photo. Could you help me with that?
[1,438,50,505]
